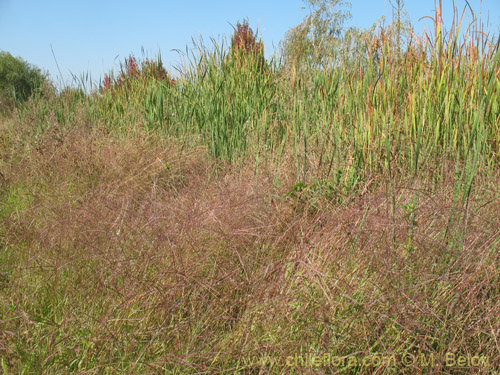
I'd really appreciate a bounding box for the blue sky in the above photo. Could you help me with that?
[1,0,498,87]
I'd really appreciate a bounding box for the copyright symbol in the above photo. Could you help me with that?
[402,353,415,366]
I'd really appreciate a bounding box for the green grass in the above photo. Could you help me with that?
[1,6,500,374]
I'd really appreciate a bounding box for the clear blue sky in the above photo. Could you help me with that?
[1,0,498,87]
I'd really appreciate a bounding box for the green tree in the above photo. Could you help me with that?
[281,0,352,66]
[0,51,47,110]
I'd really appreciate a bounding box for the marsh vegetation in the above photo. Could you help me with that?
[1,1,499,373]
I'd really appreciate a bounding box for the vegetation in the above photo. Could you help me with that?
[280,0,352,65]
[1,1,500,373]
[101,55,176,93]
[0,51,48,113]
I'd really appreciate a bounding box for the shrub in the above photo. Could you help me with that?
[101,55,176,92]
[228,20,266,72]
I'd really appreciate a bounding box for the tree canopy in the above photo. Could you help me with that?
[280,0,352,65]
[0,51,47,110]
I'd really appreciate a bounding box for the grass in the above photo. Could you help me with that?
[1,3,500,374]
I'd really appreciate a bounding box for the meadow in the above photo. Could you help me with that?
[0,7,499,375]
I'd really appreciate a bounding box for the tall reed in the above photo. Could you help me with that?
[19,2,499,201]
